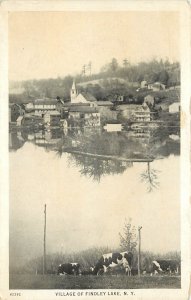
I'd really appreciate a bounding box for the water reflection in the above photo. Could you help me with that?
[9,126,180,263]
[140,162,160,193]
[9,126,180,188]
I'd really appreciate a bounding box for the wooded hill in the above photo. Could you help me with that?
[9,58,180,104]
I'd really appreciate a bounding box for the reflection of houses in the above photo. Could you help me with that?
[104,123,123,132]
[9,103,25,122]
[128,128,151,141]
[68,106,100,126]
[169,102,180,113]
[34,130,61,146]
[9,131,25,151]
[44,111,61,126]
[117,103,151,122]
[144,94,155,108]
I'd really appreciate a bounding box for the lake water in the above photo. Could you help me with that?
[9,127,180,268]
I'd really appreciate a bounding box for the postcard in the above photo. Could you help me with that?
[0,1,190,300]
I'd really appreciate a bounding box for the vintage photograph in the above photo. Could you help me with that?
[9,10,182,291]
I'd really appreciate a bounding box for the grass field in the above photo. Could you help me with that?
[10,274,181,290]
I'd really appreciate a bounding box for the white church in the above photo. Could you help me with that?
[70,80,97,106]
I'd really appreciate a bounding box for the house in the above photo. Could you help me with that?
[116,95,124,102]
[44,111,61,126]
[103,123,123,132]
[148,82,166,91]
[169,102,180,113]
[34,97,64,117]
[144,94,155,108]
[16,116,24,126]
[9,103,25,122]
[34,98,58,116]
[68,106,100,127]
[141,80,148,89]
[117,103,151,122]
[95,101,117,122]
[25,102,34,111]
[55,97,66,118]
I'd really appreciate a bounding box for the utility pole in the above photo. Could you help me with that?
[82,64,86,76]
[43,204,47,275]
[138,226,142,277]
[88,61,92,76]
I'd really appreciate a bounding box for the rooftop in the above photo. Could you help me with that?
[69,106,99,113]
[117,104,150,112]
[44,110,61,116]
[80,92,97,102]
[34,98,58,105]
[63,103,91,107]
[95,101,113,106]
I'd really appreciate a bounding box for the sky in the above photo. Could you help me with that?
[10,142,180,266]
[9,11,180,81]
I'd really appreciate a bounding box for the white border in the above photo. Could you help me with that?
[0,1,190,300]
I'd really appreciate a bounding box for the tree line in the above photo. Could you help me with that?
[9,58,180,103]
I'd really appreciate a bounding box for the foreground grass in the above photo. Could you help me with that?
[10,274,181,290]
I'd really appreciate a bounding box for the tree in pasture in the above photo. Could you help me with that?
[119,218,137,252]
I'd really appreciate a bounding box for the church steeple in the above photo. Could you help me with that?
[70,79,77,103]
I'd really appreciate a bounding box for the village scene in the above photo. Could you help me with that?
[9,71,180,131]
[9,12,181,291]
[9,61,180,182]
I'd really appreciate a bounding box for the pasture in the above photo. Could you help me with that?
[10,274,181,289]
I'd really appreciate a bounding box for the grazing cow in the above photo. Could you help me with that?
[92,251,133,275]
[57,263,81,275]
[151,260,180,275]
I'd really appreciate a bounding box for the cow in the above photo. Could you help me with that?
[81,269,94,275]
[57,263,81,275]
[151,260,180,275]
[92,251,133,276]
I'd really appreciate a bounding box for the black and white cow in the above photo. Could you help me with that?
[57,263,81,275]
[151,260,180,275]
[92,251,133,275]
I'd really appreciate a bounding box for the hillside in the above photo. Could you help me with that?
[9,58,180,103]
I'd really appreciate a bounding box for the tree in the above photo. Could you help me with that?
[119,218,137,252]
[158,70,169,85]
[123,58,129,68]
[167,68,180,87]
[137,74,144,84]
[110,58,118,73]
[146,71,159,83]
